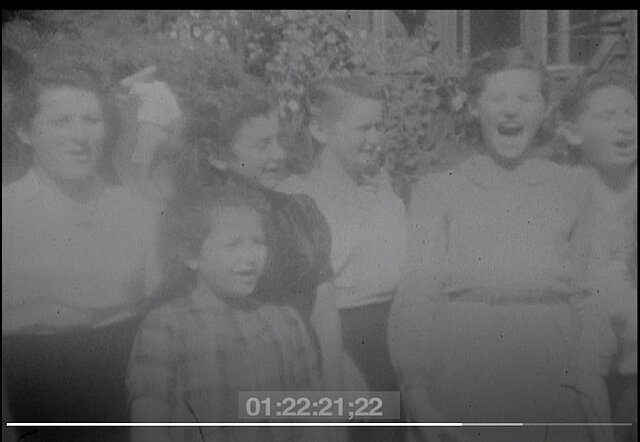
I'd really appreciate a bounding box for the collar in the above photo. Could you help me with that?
[18,168,108,204]
[461,154,561,189]
[190,283,259,313]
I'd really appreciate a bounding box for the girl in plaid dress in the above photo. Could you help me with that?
[128,185,339,442]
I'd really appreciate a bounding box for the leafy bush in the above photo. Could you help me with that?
[3,10,472,201]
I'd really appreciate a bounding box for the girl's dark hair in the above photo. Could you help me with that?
[558,70,637,122]
[292,75,384,172]
[185,92,274,161]
[13,61,122,184]
[464,48,554,147]
[157,182,272,300]
[178,89,275,190]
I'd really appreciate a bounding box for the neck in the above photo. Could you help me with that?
[194,277,257,311]
[32,167,103,203]
[591,163,636,193]
[485,148,533,172]
[316,148,359,187]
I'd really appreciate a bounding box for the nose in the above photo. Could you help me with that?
[69,118,92,144]
[267,139,286,163]
[501,97,522,118]
[238,243,266,267]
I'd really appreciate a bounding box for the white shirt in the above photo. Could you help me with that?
[2,170,161,333]
[278,151,407,309]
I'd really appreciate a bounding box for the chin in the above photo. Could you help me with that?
[57,170,96,183]
[492,145,528,161]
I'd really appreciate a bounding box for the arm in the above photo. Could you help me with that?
[292,193,345,389]
[310,281,344,390]
[123,79,183,202]
[131,398,171,442]
[388,177,467,442]
[388,176,448,387]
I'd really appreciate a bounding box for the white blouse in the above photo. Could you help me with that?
[403,155,591,296]
[2,170,160,334]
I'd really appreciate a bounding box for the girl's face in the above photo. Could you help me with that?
[573,86,637,171]
[196,206,267,298]
[473,69,546,163]
[227,112,286,189]
[323,96,383,184]
[18,86,106,183]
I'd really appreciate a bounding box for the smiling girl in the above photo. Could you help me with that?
[388,49,591,442]
[128,185,336,442]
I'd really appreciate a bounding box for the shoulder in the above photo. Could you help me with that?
[2,171,39,207]
[140,296,195,332]
[281,192,324,219]
[260,304,308,334]
[411,159,471,205]
[550,164,594,204]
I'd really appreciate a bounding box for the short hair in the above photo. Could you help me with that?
[289,75,383,172]
[13,61,121,184]
[465,48,552,103]
[158,182,272,299]
[303,75,384,124]
[558,70,637,122]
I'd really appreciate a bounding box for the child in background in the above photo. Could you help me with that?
[559,71,637,442]
[388,49,592,442]
[278,76,407,442]
[127,185,337,442]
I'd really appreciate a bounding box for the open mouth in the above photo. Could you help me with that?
[263,164,284,175]
[497,123,524,137]
[236,269,258,279]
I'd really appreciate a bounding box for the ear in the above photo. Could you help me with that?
[556,120,583,146]
[16,127,33,146]
[308,118,328,145]
[185,257,199,271]
[207,153,228,171]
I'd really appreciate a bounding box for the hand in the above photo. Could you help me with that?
[121,68,183,166]
[128,80,182,129]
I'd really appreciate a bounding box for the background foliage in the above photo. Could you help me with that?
[3,10,472,201]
